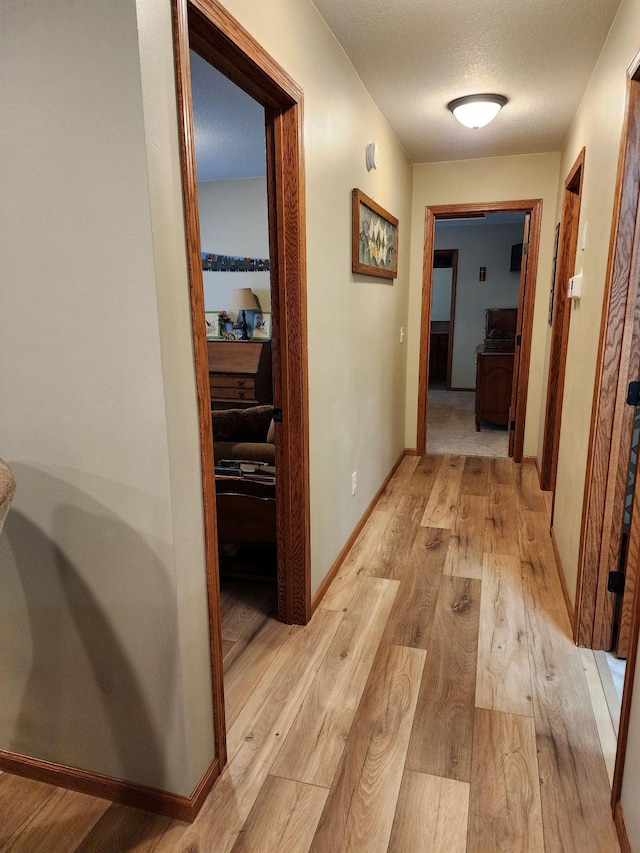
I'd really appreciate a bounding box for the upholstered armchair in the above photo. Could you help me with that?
[211,405,275,465]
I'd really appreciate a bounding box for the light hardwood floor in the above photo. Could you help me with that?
[0,454,621,852]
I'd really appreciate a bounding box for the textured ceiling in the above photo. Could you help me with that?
[312,0,621,163]
[190,50,266,182]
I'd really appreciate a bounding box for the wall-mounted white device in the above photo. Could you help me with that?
[366,142,379,171]
[568,272,583,300]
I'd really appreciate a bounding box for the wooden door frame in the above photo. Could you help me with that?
[417,200,543,461]
[540,150,585,497]
[172,0,311,772]
[576,66,640,650]
[612,375,640,845]
[430,249,458,390]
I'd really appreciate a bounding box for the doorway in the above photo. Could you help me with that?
[172,0,310,774]
[540,149,585,497]
[417,200,543,462]
[189,49,282,732]
[429,249,457,391]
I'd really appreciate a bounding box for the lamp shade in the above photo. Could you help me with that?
[447,94,507,129]
[229,287,260,311]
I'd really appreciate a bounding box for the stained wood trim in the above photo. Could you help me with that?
[614,801,632,853]
[188,0,302,105]
[550,526,575,633]
[405,447,420,456]
[310,449,406,613]
[513,205,543,463]
[416,199,542,460]
[540,150,585,497]
[577,77,640,648]
[612,415,640,814]
[266,101,311,625]
[0,751,219,823]
[522,456,537,465]
[172,0,227,771]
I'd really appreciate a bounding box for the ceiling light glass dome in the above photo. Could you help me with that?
[447,94,508,129]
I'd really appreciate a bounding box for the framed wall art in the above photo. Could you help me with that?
[352,188,399,280]
[252,312,272,340]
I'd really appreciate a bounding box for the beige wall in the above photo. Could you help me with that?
[218,0,414,592]
[406,153,561,454]
[0,0,213,795]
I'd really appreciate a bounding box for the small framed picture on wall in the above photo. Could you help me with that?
[252,312,272,340]
[205,312,220,340]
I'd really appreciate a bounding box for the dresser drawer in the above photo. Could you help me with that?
[207,340,273,410]
[210,386,257,402]
[211,375,256,390]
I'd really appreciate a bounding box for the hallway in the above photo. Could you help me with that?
[0,455,620,851]
[426,390,509,457]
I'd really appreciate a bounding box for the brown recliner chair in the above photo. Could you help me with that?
[211,405,276,465]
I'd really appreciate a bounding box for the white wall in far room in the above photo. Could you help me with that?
[198,178,271,318]
[431,267,452,322]
[435,221,524,388]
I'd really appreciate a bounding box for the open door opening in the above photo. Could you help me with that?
[508,212,531,457]
[417,201,543,463]
[172,0,310,782]
[540,150,585,500]
[428,249,457,391]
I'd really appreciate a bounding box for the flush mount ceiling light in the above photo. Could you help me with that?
[447,94,508,129]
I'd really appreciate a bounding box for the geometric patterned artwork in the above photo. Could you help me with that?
[351,188,399,280]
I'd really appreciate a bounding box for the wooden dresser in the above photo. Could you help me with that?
[475,348,514,430]
[207,341,273,410]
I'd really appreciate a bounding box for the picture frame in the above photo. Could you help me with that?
[252,312,272,340]
[352,188,399,279]
[205,311,220,340]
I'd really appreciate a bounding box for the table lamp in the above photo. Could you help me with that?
[229,288,260,341]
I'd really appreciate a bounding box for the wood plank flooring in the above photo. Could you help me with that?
[0,455,620,852]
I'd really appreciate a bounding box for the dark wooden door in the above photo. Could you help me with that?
[509,213,531,457]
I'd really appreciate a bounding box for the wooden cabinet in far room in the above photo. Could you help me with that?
[207,341,272,410]
[475,349,514,430]
[429,321,449,385]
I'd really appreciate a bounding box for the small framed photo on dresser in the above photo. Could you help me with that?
[252,312,271,340]
[205,312,220,340]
